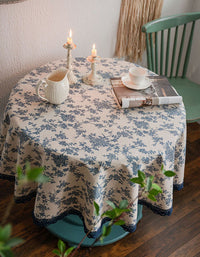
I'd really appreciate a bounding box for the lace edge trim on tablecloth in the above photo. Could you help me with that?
[32,203,173,238]
[0,174,184,237]
[138,200,172,216]
[15,191,37,203]
[32,208,137,239]
[173,182,184,190]
[0,173,15,182]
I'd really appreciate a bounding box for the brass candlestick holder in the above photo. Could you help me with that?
[83,56,102,86]
[63,42,77,84]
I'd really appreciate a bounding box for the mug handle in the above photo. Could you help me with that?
[36,80,48,102]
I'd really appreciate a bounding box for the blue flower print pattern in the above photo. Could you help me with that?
[0,58,186,237]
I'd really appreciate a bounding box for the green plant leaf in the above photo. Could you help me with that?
[149,189,160,196]
[25,161,31,173]
[0,249,14,257]
[35,174,50,183]
[164,170,176,177]
[102,207,131,220]
[130,177,143,185]
[102,209,116,219]
[130,177,144,187]
[115,208,131,217]
[16,166,23,180]
[152,183,162,193]
[25,165,49,184]
[130,176,146,187]
[148,194,157,202]
[0,243,11,251]
[119,200,128,209]
[149,175,154,182]
[146,177,153,192]
[161,163,164,172]
[102,225,112,237]
[64,246,76,256]
[17,163,49,184]
[27,167,45,181]
[5,238,24,248]
[106,200,116,209]
[57,240,66,253]
[0,251,6,257]
[94,201,100,216]
[0,224,12,242]
[114,220,125,226]
[52,249,61,256]
[138,170,146,181]
[100,236,105,243]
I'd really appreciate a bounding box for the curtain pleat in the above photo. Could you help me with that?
[115,0,163,62]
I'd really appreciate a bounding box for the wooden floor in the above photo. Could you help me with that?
[0,123,200,257]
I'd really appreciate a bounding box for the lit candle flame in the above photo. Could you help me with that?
[92,44,97,57]
[69,29,72,38]
[67,29,73,44]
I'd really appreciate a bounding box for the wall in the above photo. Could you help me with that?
[190,0,200,84]
[162,0,200,84]
[0,0,199,122]
[0,0,121,121]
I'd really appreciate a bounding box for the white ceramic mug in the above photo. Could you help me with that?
[129,67,147,85]
[36,68,69,105]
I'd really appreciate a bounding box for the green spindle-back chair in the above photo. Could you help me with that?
[142,12,200,122]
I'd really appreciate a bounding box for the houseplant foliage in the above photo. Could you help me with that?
[53,165,176,257]
[0,162,175,256]
[0,224,23,257]
[0,163,49,257]
[52,240,75,257]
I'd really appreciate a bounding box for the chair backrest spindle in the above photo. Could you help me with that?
[155,32,158,74]
[182,21,196,78]
[150,33,155,72]
[176,23,186,77]
[160,30,164,76]
[170,26,178,78]
[142,12,200,78]
[165,28,171,76]
[145,32,152,71]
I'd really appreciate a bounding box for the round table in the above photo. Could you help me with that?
[0,57,186,246]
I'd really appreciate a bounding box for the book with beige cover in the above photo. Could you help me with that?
[111,76,182,108]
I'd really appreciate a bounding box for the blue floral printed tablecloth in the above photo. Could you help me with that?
[0,58,186,236]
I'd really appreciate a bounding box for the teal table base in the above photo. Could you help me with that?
[46,204,143,247]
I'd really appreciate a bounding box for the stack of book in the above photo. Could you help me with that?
[111,76,182,108]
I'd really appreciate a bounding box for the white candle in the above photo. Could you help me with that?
[67,29,73,45]
[92,44,97,57]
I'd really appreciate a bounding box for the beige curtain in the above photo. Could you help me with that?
[115,0,163,62]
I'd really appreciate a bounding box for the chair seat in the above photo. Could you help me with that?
[168,77,200,122]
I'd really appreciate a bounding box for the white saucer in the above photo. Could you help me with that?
[122,76,151,90]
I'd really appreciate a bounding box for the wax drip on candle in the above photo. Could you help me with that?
[92,44,97,57]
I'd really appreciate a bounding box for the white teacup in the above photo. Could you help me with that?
[129,67,147,86]
[36,68,69,105]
